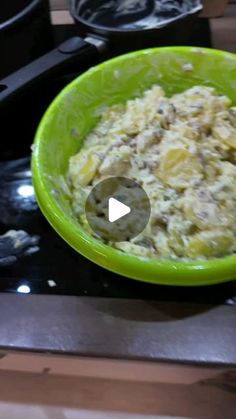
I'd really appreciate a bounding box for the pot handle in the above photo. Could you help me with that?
[0,36,105,107]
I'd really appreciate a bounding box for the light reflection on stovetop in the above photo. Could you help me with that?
[0,157,236,305]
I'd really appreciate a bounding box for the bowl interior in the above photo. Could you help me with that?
[32,46,236,286]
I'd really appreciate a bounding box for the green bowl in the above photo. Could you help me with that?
[32,46,236,286]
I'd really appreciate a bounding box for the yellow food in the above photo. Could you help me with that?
[69,147,101,187]
[67,84,236,260]
[158,148,203,188]
[186,229,234,258]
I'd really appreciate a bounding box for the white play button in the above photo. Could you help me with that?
[108,197,131,223]
[85,177,150,242]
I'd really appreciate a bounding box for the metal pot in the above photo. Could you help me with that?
[0,0,53,78]
[0,0,203,106]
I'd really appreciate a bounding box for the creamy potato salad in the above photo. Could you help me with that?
[67,85,236,260]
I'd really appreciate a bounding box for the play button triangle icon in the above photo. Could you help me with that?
[85,177,151,242]
[108,197,131,223]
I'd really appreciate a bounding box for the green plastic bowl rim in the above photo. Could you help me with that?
[32,46,236,286]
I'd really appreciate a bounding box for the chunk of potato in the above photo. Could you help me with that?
[69,148,101,187]
[167,215,192,257]
[212,122,236,149]
[152,230,172,257]
[157,148,202,188]
[183,189,230,229]
[186,229,234,258]
[114,242,154,258]
[99,145,131,176]
[168,232,186,257]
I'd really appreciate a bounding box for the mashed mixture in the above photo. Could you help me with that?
[67,85,236,260]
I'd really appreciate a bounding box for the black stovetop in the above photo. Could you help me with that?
[1,19,236,304]
[1,156,236,304]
